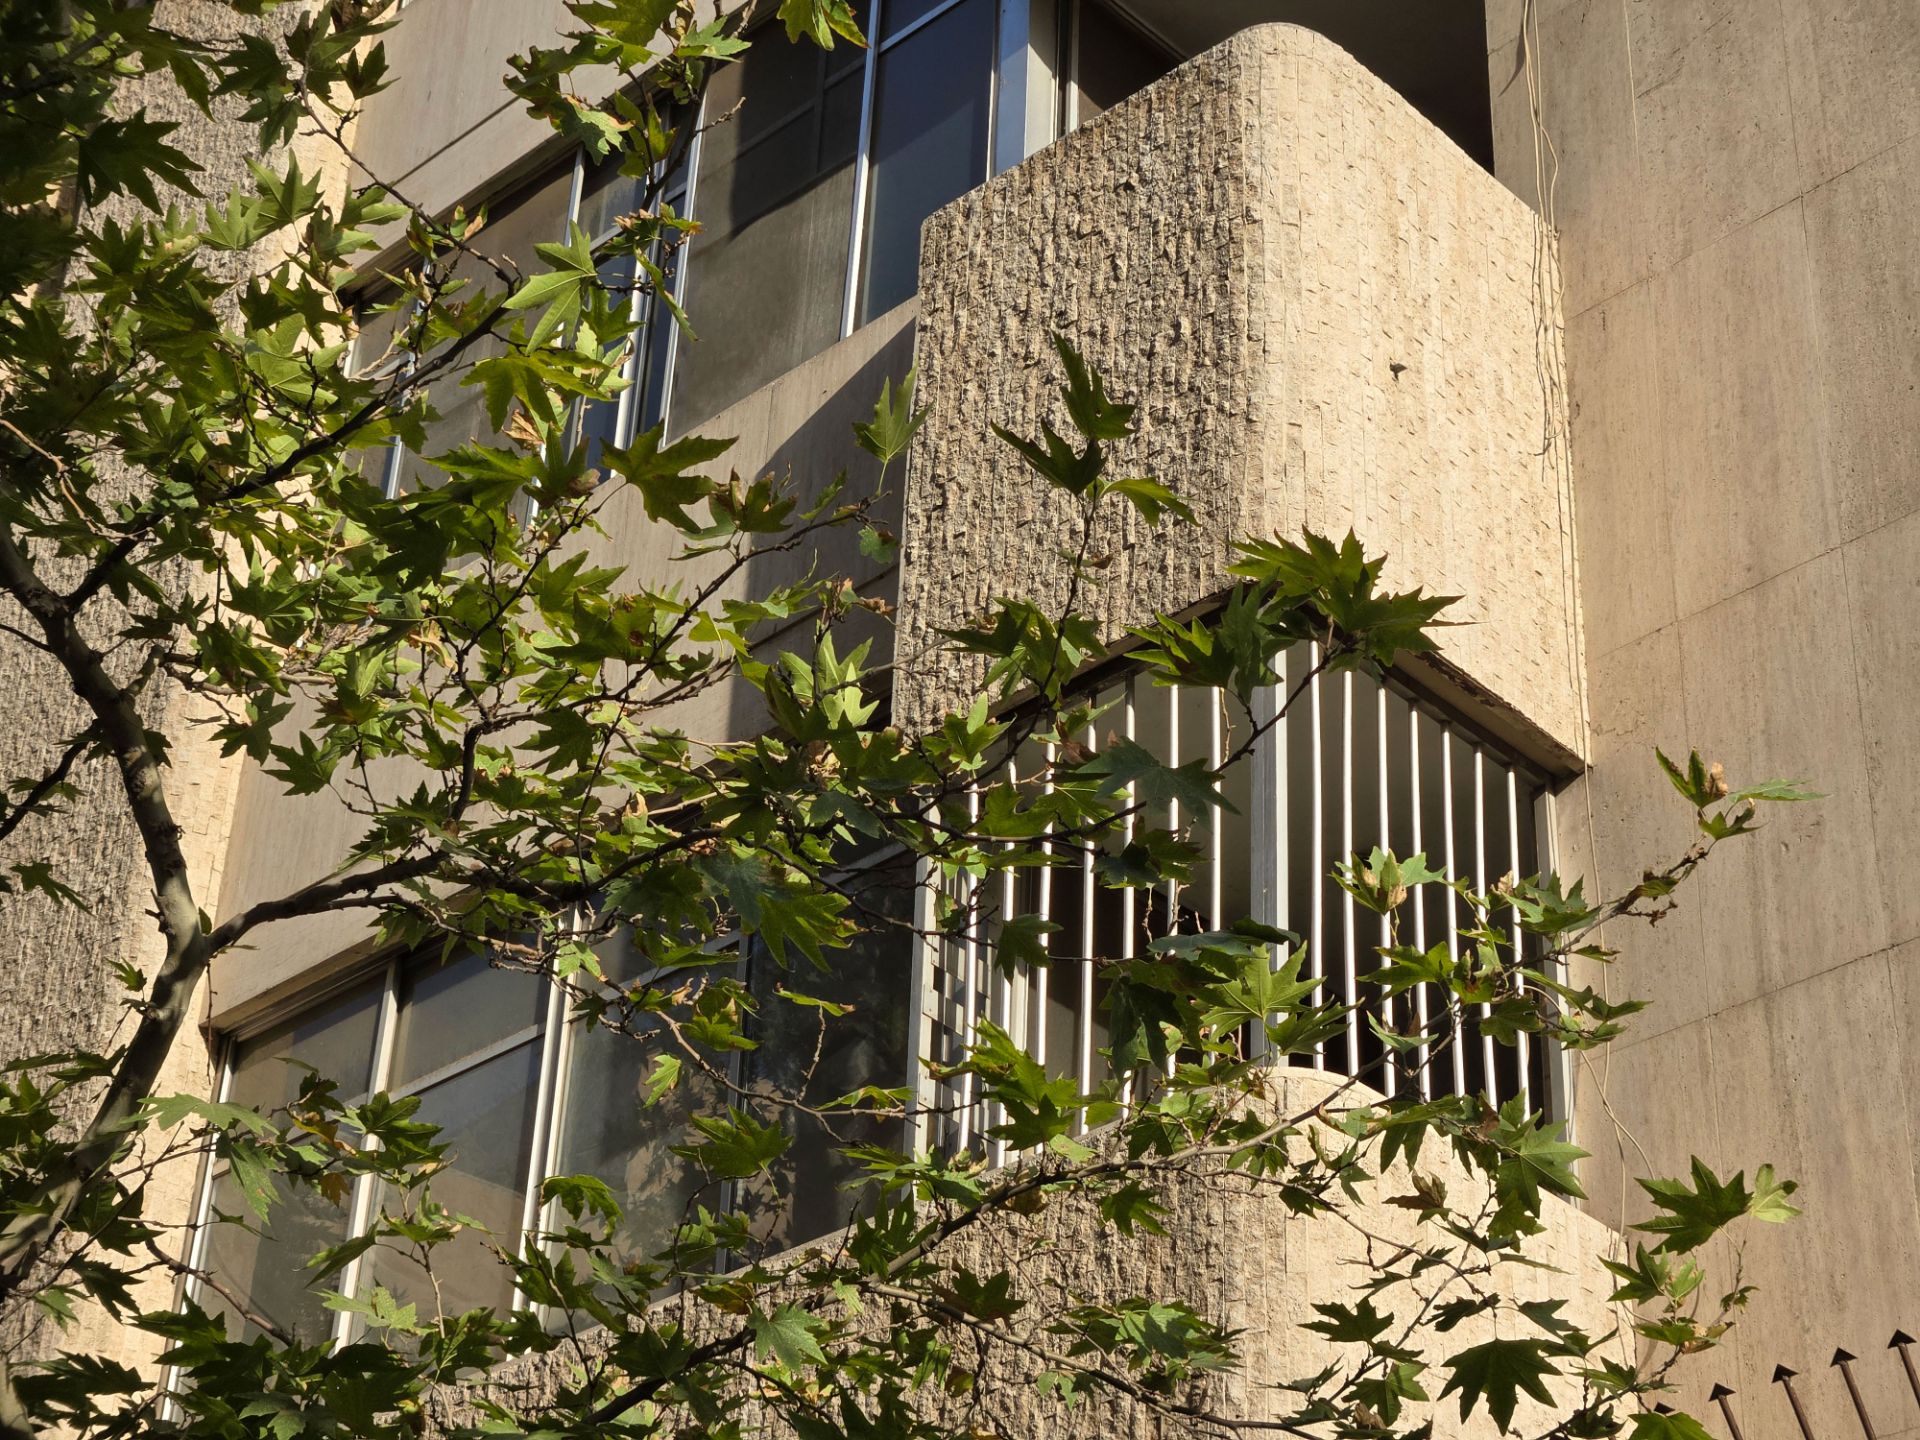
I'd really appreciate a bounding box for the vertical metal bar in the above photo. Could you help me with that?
[1441,730,1466,1098]
[1164,683,1180,1081]
[1340,671,1359,1078]
[1165,682,1182,935]
[1506,768,1530,1108]
[1408,707,1432,1101]
[1308,644,1326,1070]
[1273,646,1290,970]
[511,955,571,1313]
[957,782,983,1153]
[1119,676,1138,1105]
[840,0,884,338]
[991,752,1018,1167]
[1036,741,1055,1072]
[1376,683,1393,1099]
[1076,710,1097,1127]
[1473,748,1497,1104]
[907,856,939,1155]
[1247,671,1277,1063]
[1208,688,1224,931]
[1536,786,1574,1131]
[334,959,402,1347]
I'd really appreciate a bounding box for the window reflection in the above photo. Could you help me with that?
[201,980,382,1342]
[857,0,995,325]
[671,37,864,429]
[363,1041,544,1320]
[738,859,913,1255]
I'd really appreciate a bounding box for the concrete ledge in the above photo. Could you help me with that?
[895,24,1585,770]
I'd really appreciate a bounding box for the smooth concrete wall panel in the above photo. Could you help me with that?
[352,0,574,200]
[1623,0,1802,277]
[1563,285,1673,658]
[1651,203,1837,620]
[897,25,1585,770]
[1574,627,1708,1043]
[1805,132,1920,542]
[1488,0,1647,319]
[1841,506,1920,950]
[1779,0,1920,189]
[1673,553,1884,1017]
[1493,0,1920,1409]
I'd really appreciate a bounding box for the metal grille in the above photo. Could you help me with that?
[917,643,1559,1157]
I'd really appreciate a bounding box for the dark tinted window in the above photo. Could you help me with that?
[856,0,994,325]
[671,38,864,430]
[1072,0,1179,120]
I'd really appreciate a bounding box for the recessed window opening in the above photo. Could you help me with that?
[1061,0,1496,171]
[923,639,1556,1163]
[178,851,919,1343]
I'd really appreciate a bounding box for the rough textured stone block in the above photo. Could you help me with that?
[896,25,1584,770]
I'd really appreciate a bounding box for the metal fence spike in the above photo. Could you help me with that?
[1775,1364,1820,1440]
[1710,1384,1747,1440]
[1831,1349,1879,1440]
[1891,1331,1920,1410]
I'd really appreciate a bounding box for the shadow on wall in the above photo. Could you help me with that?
[710,305,918,746]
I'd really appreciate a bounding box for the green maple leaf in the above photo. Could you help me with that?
[1628,1410,1717,1440]
[753,1303,828,1370]
[1441,1339,1561,1433]
[776,0,867,47]
[1077,735,1227,819]
[1635,1158,1797,1252]
[852,367,925,464]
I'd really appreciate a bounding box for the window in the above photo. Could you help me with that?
[358,952,549,1320]
[737,855,914,1257]
[343,297,412,496]
[548,928,720,1271]
[1064,0,1179,126]
[669,39,864,425]
[188,980,383,1344]
[854,0,996,325]
[357,0,1003,464]
[571,130,692,468]
[397,167,576,495]
[182,904,918,1340]
[923,644,1558,1160]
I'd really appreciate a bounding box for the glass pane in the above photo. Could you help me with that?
[201,1167,357,1343]
[671,39,860,429]
[1072,0,1178,122]
[388,950,545,1090]
[880,0,951,41]
[363,1040,542,1319]
[554,1008,719,1267]
[738,862,913,1253]
[226,979,384,1116]
[857,0,993,324]
[634,238,681,436]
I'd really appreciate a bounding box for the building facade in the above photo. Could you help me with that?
[4,2,1916,1436]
